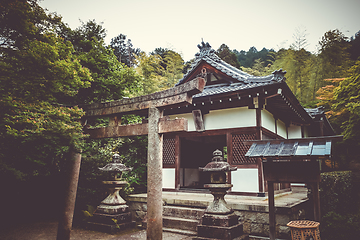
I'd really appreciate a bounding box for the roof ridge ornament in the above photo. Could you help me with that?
[195,40,219,61]
[272,68,287,81]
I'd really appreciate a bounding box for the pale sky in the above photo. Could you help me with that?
[39,0,360,61]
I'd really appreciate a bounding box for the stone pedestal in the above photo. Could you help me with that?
[196,212,244,240]
[194,184,244,240]
[195,150,245,239]
[88,180,136,233]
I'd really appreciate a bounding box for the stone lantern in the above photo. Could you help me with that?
[88,153,136,233]
[195,149,245,240]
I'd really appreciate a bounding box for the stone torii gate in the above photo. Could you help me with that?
[82,77,204,239]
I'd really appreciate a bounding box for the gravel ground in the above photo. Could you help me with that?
[0,221,193,240]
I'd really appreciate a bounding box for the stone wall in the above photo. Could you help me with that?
[126,192,311,239]
[234,203,309,239]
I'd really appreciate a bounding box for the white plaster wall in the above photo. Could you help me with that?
[169,107,256,131]
[231,169,259,193]
[288,124,302,139]
[277,119,287,139]
[204,107,256,130]
[162,168,175,189]
[261,110,276,133]
[169,113,196,131]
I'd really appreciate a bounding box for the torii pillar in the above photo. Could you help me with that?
[80,77,205,240]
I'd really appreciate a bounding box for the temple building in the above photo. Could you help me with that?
[161,42,334,195]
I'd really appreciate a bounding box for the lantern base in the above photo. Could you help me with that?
[88,180,135,233]
[195,213,244,240]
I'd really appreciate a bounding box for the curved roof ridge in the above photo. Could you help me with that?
[177,41,286,86]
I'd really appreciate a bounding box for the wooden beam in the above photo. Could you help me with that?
[85,118,188,139]
[83,77,205,117]
[192,109,205,132]
[243,135,343,145]
[263,161,321,183]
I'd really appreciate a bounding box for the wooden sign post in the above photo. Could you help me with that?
[56,78,205,240]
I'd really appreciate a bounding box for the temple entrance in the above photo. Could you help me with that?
[180,135,226,190]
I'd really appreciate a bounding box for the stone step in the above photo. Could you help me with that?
[248,235,286,240]
[163,227,197,236]
[163,205,205,220]
[163,215,200,232]
[194,234,249,240]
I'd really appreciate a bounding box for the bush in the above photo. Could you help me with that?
[73,136,148,226]
[320,171,360,239]
[321,211,360,240]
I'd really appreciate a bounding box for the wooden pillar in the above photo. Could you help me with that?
[57,149,82,240]
[256,108,262,140]
[147,107,163,240]
[268,181,276,240]
[256,105,264,194]
[312,182,321,221]
[226,132,233,185]
[258,159,264,193]
[175,135,181,190]
[301,125,305,138]
[319,118,324,137]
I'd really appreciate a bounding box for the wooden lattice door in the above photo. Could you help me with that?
[163,137,176,167]
[231,133,257,164]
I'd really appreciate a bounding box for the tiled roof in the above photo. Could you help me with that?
[175,41,331,127]
[176,41,286,86]
[244,136,343,159]
[304,106,325,118]
[192,81,277,99]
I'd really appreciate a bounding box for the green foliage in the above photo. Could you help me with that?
[116,136,148,194]
[0,1,144,226]
[0,98,86,179]
[316,60,360,166]
[333,60,360,136]
[82,205,95,218]
[320,171,360,240]
[135,48,185,94]
[320,171,355,214]
[241,58,272,76]
[216,44,240,69]
[270,48,313,104]
[319,29,352,79]
[0,0,91,181]
[110,33,140,67]
[135,52,163,94]
[0,3,93,103]
[159,49,184,89]
[68,20,141,104]
[75,135,147,225]
[233,47,274,68]
[349,30,360,61]
[321,212,360,240]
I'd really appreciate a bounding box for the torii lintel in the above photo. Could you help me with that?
[83,77,205,139]
[83,77,205,117]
